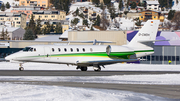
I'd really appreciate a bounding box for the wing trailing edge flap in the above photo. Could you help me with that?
[77,59,139,65]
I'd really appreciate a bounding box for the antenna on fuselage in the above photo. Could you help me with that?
[93,39,97,45]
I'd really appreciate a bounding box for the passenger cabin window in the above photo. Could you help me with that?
[70,48,73,52]
[77,48,79,52]
[34,48,36,52]
[52,48,54,52]
[58,48,61,52]
[64,48,67,52]
[83,48,85,52]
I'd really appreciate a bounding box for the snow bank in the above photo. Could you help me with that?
[0,83,170,101]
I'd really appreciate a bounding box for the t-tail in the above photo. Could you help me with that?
[127,20,160,58]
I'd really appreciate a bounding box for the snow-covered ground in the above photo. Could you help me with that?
[0,83,171,101]
[1,61,180,85]
[172,0,180,11]
[1,61,180,71]
[0,0,19,12]
[0,62,179,100]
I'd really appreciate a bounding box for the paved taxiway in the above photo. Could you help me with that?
[1,70,180,99]
[0,70,180,76]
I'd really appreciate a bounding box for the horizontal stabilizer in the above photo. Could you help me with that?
[138,40,170,43]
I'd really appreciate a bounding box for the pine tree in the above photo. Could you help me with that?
[130,2,137,9]
[45,21,51,34]
[92,0,100,5]
[90,26,94,31]
[126,0,129,9]
[71,18,79,26]
[42,27,47,34]
[100,3,104,9]
[35,17,42,35]
[1,3,5,11]
[23,29,35,40]
[27,14,36,37]
[103,0,111,6]
[79,13,84,19]
[51,0,70,14]
[5,29,9,40]
[75,8,79,16]
[96,15,101,26]
[0,28,9,40]
[50,24,54,32]
[28,14,35,30]
[1,28,5,40]
[55,22,62,33]
[6,2,10,9]
[158,0,173,8]
[83,19,88,27]
[119,0,123,11]
[109,5,116,19]
[172,11,180,30]
[168,10,176,20]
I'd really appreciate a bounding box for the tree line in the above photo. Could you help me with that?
[24,15,63,40]
[50,0,70,14]
[1,2,10,11]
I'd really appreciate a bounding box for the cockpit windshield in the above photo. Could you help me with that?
[23,47,31,52]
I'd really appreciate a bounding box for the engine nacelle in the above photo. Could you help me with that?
[106,45,111,55]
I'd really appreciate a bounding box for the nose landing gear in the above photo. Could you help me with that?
[19,63,24,71]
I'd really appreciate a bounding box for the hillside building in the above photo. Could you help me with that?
[11,6,45,21]
[0,12,26,29]
[146,1,159,11]
[0,27,25,40]
[19,0,50,8]
[32,10,66,21]
[139,10,164,22]
[80,5,111,21]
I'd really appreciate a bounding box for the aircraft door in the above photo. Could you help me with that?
[44,47,51,59]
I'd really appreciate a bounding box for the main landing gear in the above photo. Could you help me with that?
[93,65,101,71]
[76,65,103,72]
[76,66,88,71]
[19,63,24,71]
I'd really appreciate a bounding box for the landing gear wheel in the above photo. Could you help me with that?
[19,67,24,71]
[93,65,101,72]
[80,67,87,71]
[94,68,101,71]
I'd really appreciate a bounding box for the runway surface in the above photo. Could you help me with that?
[1,70,180,99]
[0,70,180,76]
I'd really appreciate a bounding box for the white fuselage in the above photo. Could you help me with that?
[5,44,154,66]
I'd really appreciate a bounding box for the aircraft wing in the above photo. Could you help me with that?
[77,59,139,66]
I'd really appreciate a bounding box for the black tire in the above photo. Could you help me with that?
[81,67,87,71]
[19,67,24,71]
[94,68,101,72]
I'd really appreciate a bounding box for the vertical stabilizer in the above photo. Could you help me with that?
[127,20,160,50]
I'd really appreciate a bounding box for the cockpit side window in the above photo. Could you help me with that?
[29,48,33,52]
[23,47,31,52]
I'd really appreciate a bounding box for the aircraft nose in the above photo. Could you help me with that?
[5,55,11,60]
[5,54,15,60]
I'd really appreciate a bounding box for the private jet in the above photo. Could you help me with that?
[5,20,160,71]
